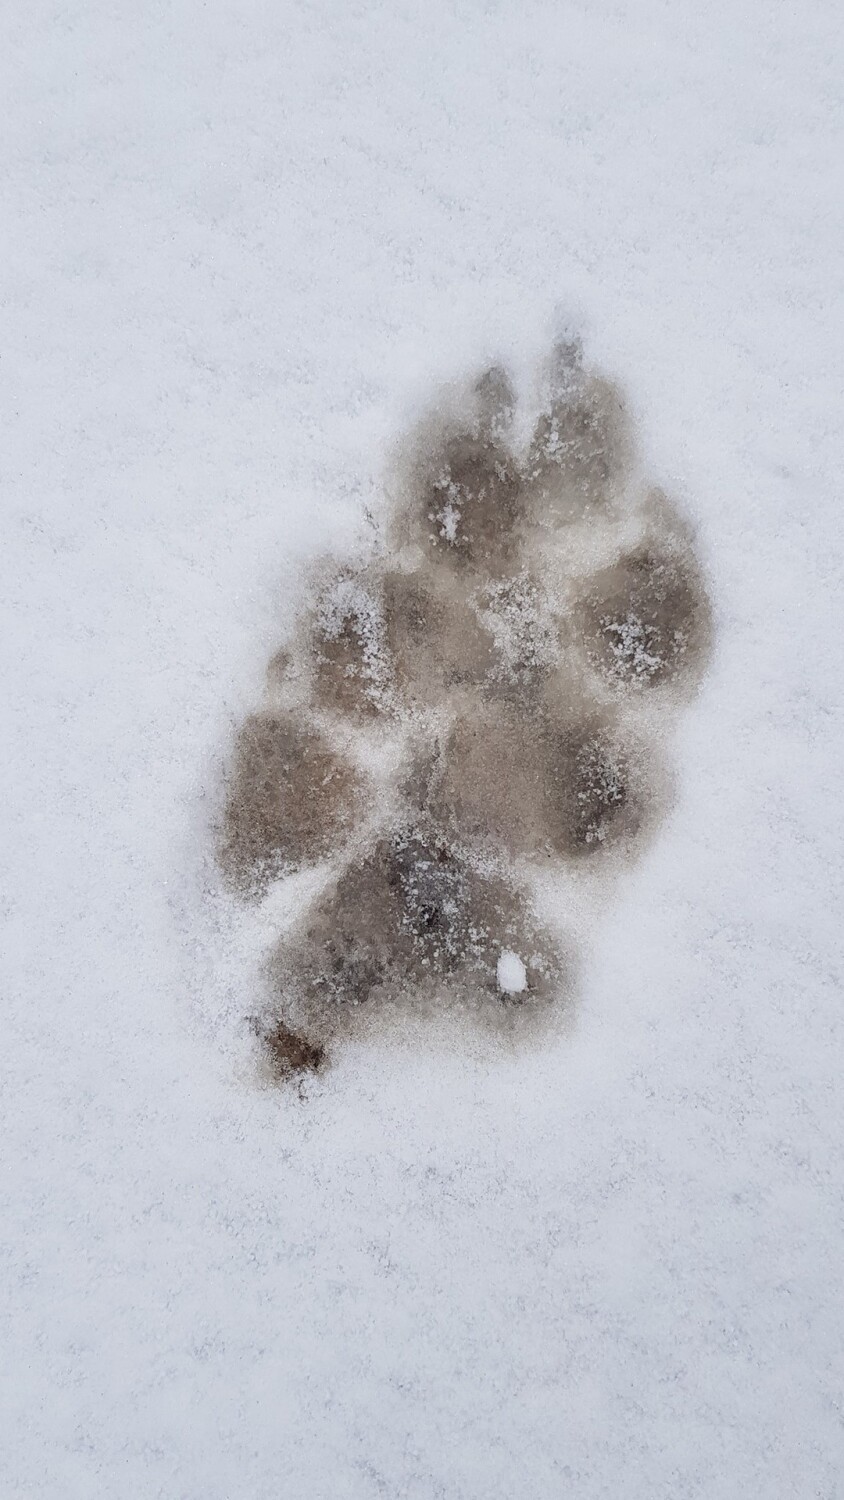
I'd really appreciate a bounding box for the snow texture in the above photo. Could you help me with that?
[497,950,528,995]
[2,1,843,1497]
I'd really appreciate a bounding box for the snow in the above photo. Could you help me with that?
[496,950,528,995]
[2,1,843,1497]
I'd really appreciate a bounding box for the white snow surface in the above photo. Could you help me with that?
[2,2,843,1496]
[497,950,528,995]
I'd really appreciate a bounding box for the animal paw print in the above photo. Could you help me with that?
[217,336,712,1081]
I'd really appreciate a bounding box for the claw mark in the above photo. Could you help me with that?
[523,339,633,523]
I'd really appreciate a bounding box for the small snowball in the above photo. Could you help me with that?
[497,949,527,994]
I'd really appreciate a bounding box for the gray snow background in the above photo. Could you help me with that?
[2,0,843,1495]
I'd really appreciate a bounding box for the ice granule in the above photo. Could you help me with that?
[497,949,527,994]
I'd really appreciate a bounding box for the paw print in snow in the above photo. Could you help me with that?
[215,336,712,1081]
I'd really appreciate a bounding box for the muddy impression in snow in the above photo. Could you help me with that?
[216,337,712,1082]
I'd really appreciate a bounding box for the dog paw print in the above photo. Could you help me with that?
[216,336,712,1081]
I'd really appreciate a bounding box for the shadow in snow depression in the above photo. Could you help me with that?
[214,336,712,1083]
